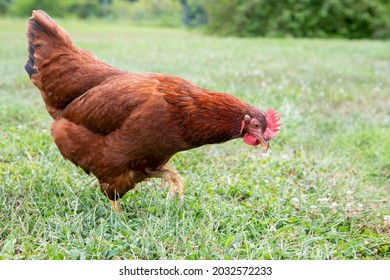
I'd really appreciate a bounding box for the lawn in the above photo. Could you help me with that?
[0,18,389,260]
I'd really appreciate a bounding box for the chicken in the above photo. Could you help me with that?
[25,10,282,212]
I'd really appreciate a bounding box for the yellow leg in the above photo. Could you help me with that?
[109,199,122,213]
[148,166,185,201]
[161,170,185,201]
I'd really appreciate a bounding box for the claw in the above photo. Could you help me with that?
[148,166,185,201]
[168,174,175,198]
[161,177,166,191]
[161,169,185,201]
[109,199,122,213]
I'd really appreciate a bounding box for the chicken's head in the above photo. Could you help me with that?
[240,108,282,151]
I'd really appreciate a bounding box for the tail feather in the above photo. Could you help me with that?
[25,53,37,78]
[25,19,38,78]
[25,10,124,118]
[25,10,72,78]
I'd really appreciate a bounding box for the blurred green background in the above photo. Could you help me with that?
[1,0,390,39]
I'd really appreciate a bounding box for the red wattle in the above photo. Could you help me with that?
[243,133,260,146]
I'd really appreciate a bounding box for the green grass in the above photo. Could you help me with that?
[0,18,389,260]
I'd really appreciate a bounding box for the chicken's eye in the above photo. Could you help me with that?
[252,122,260,129]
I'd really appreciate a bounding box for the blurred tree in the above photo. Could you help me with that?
[7,0,110,18]
[111,0,181,26]
[8,0,69,17]
[3,0,389,38]
[0,0,12,15]
[203,0,390,39]
[180,0,207,27]
[67,0,104,18]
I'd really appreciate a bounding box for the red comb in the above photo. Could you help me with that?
[264,108,282,140]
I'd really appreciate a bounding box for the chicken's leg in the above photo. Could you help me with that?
[110,199,122,213]
[161,169,185,201]
[148,166,185,201]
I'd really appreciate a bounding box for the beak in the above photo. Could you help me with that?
[257,135,269,151]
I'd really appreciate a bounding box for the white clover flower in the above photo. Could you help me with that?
[318,197,330,203]
[384,216,390,227]
[291,197,299,203]
[331,202,338,213]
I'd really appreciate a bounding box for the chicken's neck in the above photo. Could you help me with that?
[179,91,258,148]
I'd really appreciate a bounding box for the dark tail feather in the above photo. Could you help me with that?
[25,17,38,78]
[24,10,72,79]
[25,37,37,78]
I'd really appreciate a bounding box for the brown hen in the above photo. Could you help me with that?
[25,10,282,212]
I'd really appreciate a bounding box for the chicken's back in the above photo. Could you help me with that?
[25,10,124,118]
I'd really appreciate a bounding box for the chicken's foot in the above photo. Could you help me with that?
[109,199,122,213]
[148,167,185,201]
[162,170,185,201]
